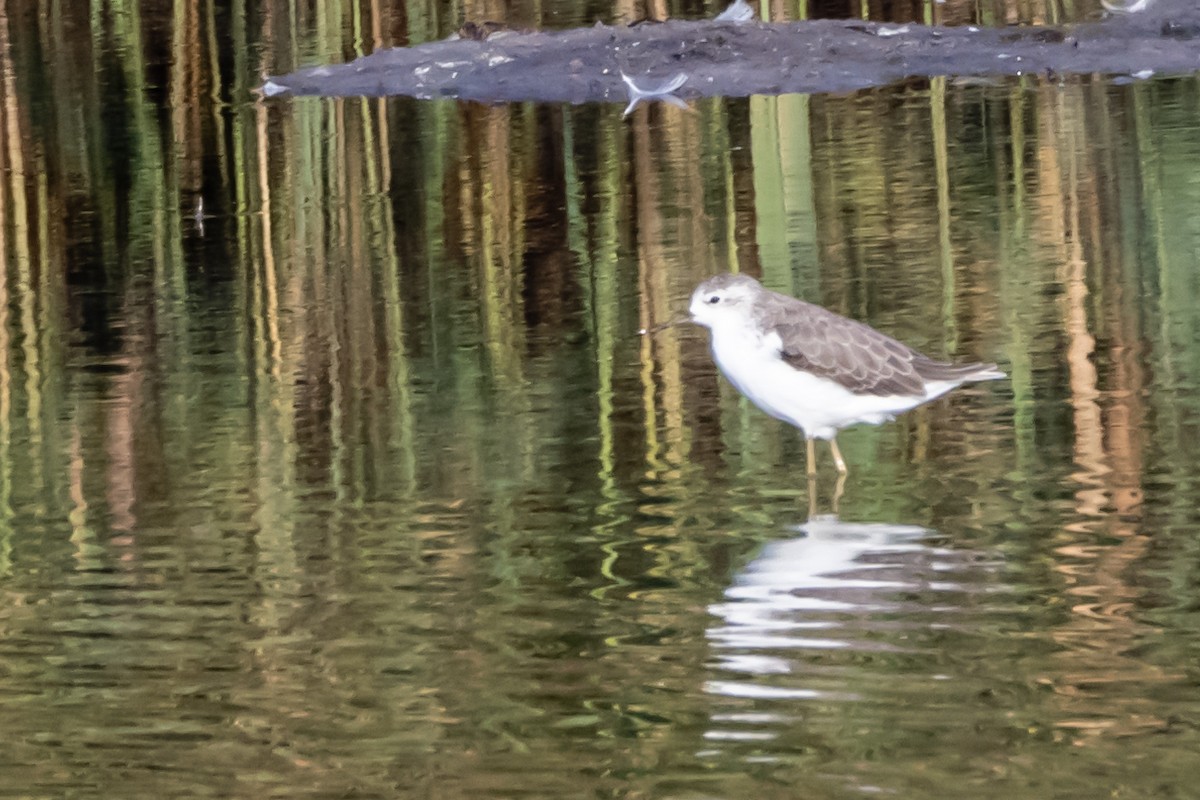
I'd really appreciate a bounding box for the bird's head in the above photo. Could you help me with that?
[689,273,762,329]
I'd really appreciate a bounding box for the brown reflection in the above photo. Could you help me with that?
[170,0,206,197]
[255,99,284,378]
[1089,89,1146,517]
[615,0,670,22]
[459,103,531,404]
[727,103,762,274]
[95,289,169,543]
[0,0,15,571]
[1035,83,1146,519]
[1051,92,1108,519]
[522,108,579,332]
[630,102,725,472]
[462,0,510,24]
[1026,80,1158,742]
[103,357,140,536]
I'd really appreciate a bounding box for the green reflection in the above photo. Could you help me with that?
[0,2,1198,798]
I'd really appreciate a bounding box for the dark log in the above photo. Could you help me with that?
[263,2,1200,102]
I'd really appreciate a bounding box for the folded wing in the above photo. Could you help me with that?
[765,295,999,397]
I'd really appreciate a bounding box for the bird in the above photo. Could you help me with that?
[686,273,1004,476]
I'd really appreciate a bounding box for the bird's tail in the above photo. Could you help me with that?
[914,359,1005,384]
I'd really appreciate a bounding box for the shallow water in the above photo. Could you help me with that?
[2,1,1200,798]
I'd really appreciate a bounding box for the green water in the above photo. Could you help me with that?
[1,1,1199,798]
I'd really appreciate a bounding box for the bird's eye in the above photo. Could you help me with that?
[707,295,720,304]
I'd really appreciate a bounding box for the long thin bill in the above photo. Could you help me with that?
[638,317,690,336]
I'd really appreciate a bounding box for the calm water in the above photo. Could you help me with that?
[3,0,1200,798]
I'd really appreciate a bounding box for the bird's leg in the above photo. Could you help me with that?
[832,472,846,514]
[805,437,817,477]
[829,437,848,474]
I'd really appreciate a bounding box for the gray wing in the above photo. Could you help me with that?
[765,296,931,397]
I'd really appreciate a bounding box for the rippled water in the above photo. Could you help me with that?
[2,0,1200,798]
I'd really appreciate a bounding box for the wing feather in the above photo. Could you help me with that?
[762,294,929,397]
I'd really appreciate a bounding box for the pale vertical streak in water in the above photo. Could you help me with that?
[473,106,528,541]
[106,318,139,534]
[422,102,450,383]
[282,0,300,70]
[300,103,326,398]
[744,95,787,466]
[899,75,951,469]
[1005,82,1039,475]
[713,99,741,273]
[564,112,621,491]
[204,0,229,176]
[350,98,374,492]
[777,93,818,300]
[0,9,11,573]
[475,104,534,480]
[352,99,384,495]
[36,172,57,496]
[635,292,666,474]
[0,13,40,477]
[350,0,366,57]
[163,18,194,448]
[68,426,95,563]
[1054,86,1109,518]
[667,98,723,469]
[170,0,196,188]
[633,108,688,471]
[1009,82,1027,233]
[328,97,350,505]
[317,0,340,58]
[930,75,959,353]
[0,17,18,546]
[230,0,250,387]
[368,0,384,51]
[750,96,787,284]
[1033,86,1069,458]
[122,0,172,528]
[255,99,283,376]
[1045,90,1161,719]
[576,113,628,589]
[250,93,302,628]
[1091,85,1145,514]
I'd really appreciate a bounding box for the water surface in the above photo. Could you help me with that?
[1,1,1200,798]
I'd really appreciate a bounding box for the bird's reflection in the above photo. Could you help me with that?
[707,515,931,690]
[701,514,968,758]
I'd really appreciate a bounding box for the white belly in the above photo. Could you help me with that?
[710,327,950,440]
